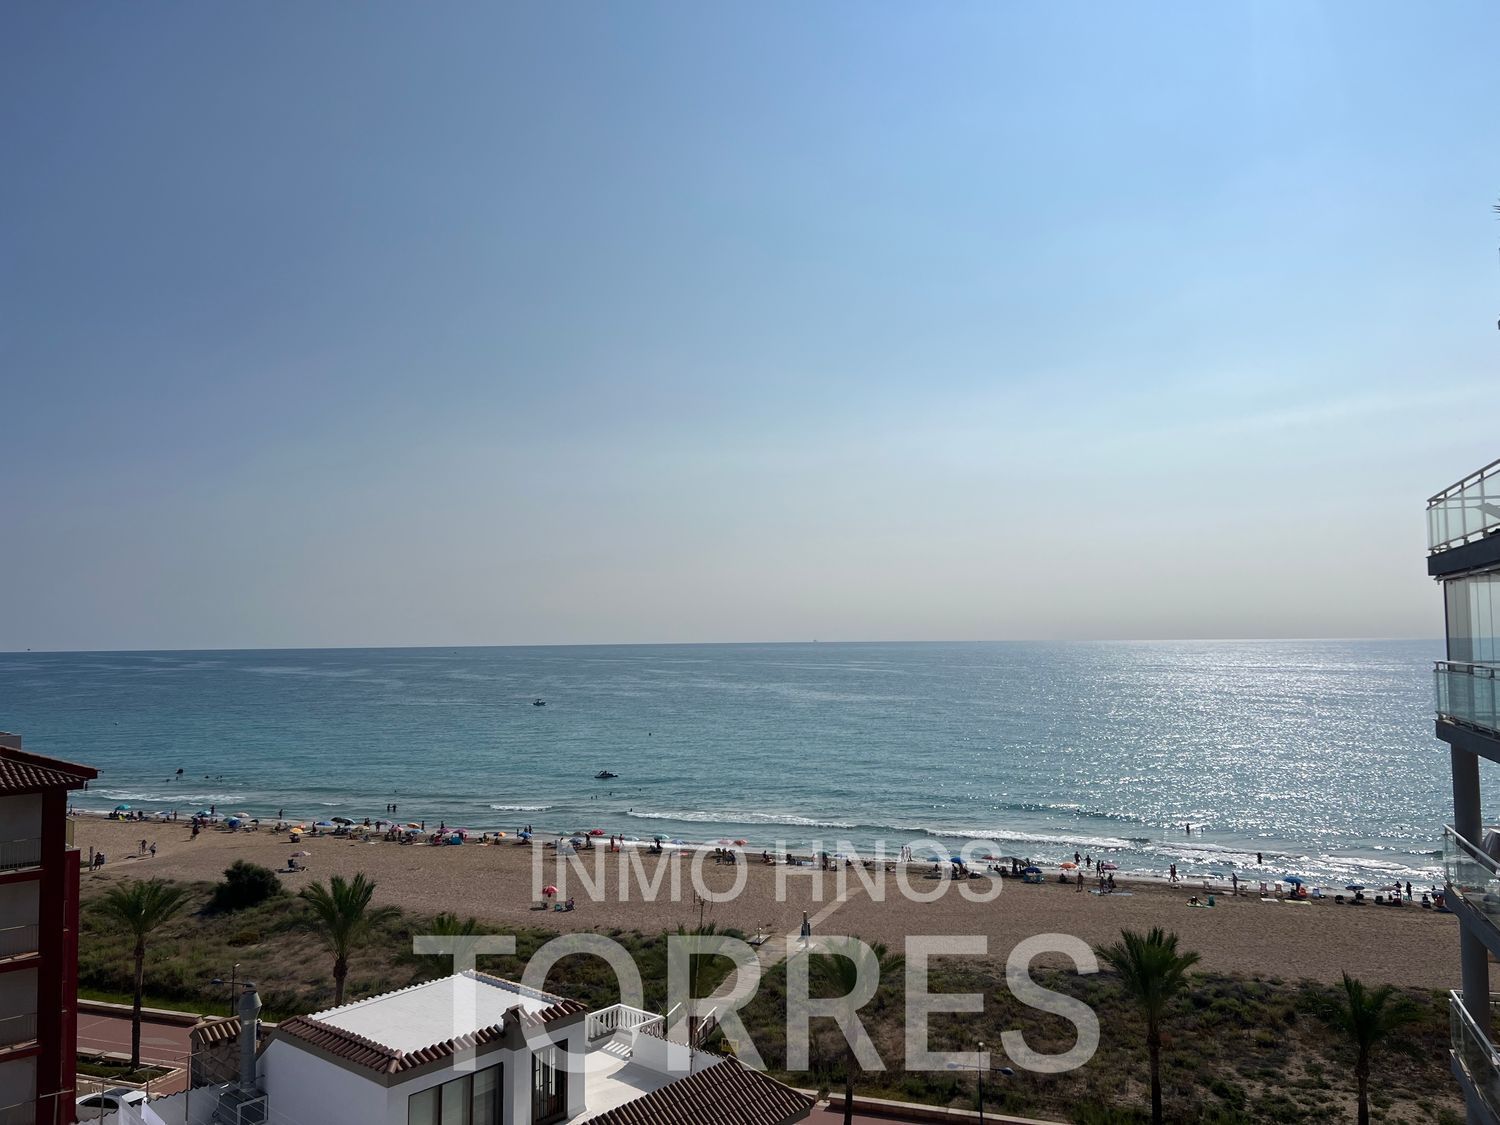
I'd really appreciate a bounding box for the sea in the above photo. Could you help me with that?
[0,640,1469,887]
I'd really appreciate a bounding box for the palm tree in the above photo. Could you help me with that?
[1097,927,1201,1125]
[426,913,484,972]
[94,880,190,1068]
[299,874,397,1005]
[1331,972,1416,1125]
[811,941,903,1125]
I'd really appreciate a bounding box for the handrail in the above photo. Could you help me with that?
[1446,824,1499,873]
[1431,458,1500,505]
[1429,457,1500,553]
[1438,661,1500,675]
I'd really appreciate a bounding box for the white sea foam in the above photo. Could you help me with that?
[490,804,552,812]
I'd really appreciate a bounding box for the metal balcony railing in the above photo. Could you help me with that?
[0,1011,37,1050]
[0,839,42,872]
[1437,662,1500,739]
[1430,457,1500,553]
[0,924,38,959]
[1453,991,1500,1120]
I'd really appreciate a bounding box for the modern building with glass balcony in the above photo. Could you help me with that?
[1430,458,1500,1125]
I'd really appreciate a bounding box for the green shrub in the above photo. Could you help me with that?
[208,861,284,913]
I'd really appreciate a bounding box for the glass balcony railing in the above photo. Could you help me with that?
[1437,662,1500,738]
[1443,826,1500,934]
[1452,991,1500,1120]
[1430,458,1500,553]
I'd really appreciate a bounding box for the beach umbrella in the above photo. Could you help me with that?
[314,821,335,829]
[225,817,242,828]
[653,834,668,842]
[671,838,688,846]
[518,831,532,840]
[1022,865,1041,874]
[1345,883,1365,892]
[331,816,353,825]
[733,839,747,846]
[589,829,605,836]
[542,885,557,898]
[1060,861,1078,870]
[235,812,252,819]
[1099,861,1119,871]
[114,804,131,812]
[1283,875,1306,885]
[949,856,964,864]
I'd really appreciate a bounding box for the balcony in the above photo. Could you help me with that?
[0,840,41,873]
[0,924,38,960]
[1443,826,1500,935]
[1430,458,1500,553]
[1452,991,1500,1124]
[1437,662,1500,740]
[0,1012,36,1051]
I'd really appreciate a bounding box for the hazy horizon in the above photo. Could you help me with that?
[4,2,1496,652]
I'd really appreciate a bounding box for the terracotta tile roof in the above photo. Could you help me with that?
[191,1016,273,1048]
[0,748,97,794]
[587,1058,814,1125]
[274,997,586,1075]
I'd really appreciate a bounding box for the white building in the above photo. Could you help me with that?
[179,971,809,1125]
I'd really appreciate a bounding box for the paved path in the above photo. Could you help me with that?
[76,1011,191,1095]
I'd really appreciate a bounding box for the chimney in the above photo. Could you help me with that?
[238,985,261,1091]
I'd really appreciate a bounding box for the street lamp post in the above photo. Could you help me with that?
[977,1040,985,1124]
[211,963,240,1017]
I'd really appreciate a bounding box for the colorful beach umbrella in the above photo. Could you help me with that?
[733,839,747,846]
[114,804,131,812]
[542,885,557,897]
[1099,861,1119,871]
[314,821,335,829]
[1060,861,1078,870]
[1283,875,1306,885]
[588,828,605,836]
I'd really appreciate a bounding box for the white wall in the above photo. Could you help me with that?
[261,1042,538,1125]
[0,881,39,927]
[0,1055,36,1110]
[0,794,44,839]
[259,1042,388,1125]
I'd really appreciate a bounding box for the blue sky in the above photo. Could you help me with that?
[2,2,1497,649]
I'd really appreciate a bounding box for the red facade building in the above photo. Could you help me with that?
[0,735,97,1125]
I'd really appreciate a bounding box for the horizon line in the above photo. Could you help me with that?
[0,636,1444,656]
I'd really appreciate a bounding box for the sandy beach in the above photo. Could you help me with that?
[74,815,1460,989]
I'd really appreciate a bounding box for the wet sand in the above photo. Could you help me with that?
[74,816,1460,988]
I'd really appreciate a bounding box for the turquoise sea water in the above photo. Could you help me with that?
[0,640,1467,886]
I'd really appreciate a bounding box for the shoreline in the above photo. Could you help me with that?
[71,813,1460,990]
[68,796,1443,891]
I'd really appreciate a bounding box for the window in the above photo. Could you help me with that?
[409,1063,503,1125]
[531,1039,568,1125]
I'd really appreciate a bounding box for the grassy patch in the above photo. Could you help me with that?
[78,881,1461,1123]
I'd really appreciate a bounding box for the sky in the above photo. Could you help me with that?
[2,2,1498,650]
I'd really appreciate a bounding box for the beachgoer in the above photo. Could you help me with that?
[1256,851,1263,864]
[1185,823,1191,834]
[1405,881,1412,899]
[149,842,156,858]
[1076,871,1083,892]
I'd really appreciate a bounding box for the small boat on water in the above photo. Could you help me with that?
[595,770,618,780]
[533,698,546,707]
